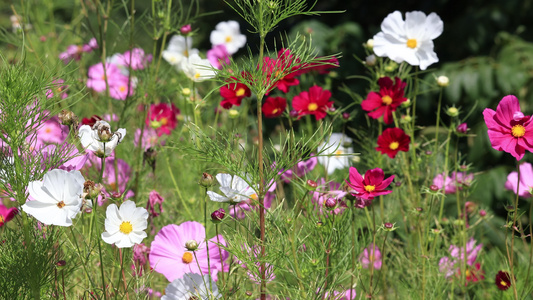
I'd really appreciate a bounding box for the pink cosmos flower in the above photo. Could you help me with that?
[310,179,348,216]
[149,221,229,282]
[134,127,163,150]
[115,48,153,70]
[87,62,126,93]
[439,238,482,279]
[59,38,98,63]
[87,156,134,205]
[46,79,68,99]
[0,203,18,227]
[279,156,317,183]
[346,167,394,200]
[108,77,135,100]
[505,162,533,198]
[263,49,301,93]
[207,44,231,70]
[433,171,474,194]
[359,244,382,270]
[35,116,68,146]
[483,95,533,160]
[146,103,180,137]
[132,243,151,276]
[82,38,98,53]
[147,190,164,218]
[361,77,407,125]
[321,289,357,300]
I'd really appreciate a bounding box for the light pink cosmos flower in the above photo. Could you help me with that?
[134,127,163,150]
[87,62,125,93]
[505,162,533,198]
[35,116,68,147]
[483,95,533,160]
[108,77,136,100]
[433,171,474,194]
[439,238,482,279]
[149,221,229,282]
[359,244,382,270]
[59,38,98,63]
[320,289,357,300]
[207,44,231,70]
[279,156,318,183]
[132,243,151,276]
[147,190,164,218]
[46,79,68,99]
[82,38,98,53]
[115,48,153,70]
[311,179,348,216]
[346,167,394,200]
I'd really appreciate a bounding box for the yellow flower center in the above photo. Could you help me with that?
[271,108,279,115]
[382,95,393,105]
[406,39,417,49]
[389,141,399,150]
[335,150,343,156]
[512,124,526,138]
[308,103,318,111]
[183,50,189,57]
[250,194,258,201]
[119,85,126,92]
[0,215,5,223]
[501,280,507,286]
[119,221,133,234]
[45,128,52,133]
[182,251,193,264]
[235,88,246,97]
[225,36,232,43]
[194,72,201,80]
[364,185,376,192]
[57,201,65,208]
[465,269,471,277]
[160,117,168,126]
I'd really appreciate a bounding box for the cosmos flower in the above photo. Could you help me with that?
[78,120,126,157]
[310,179,348,216]
[210,21,246,55]
[376,127,410,158]
[505,162,533,198]
[346,167,394,200]
[180,53,217,82]
[162,36,199,68]
[262,96,287,118]
[361,77,407,125]
[145,103,180,136]
[207,173,257,205]
[263,49,301,93]
[149,221,229,282]
[359,244,382,270]
[87,62,126,93]
[101,200,149,248]
[114,48,153,70]
[495,271,512,291]
[162,273,221,300]
[0,203,18,227]
[207,44,231,70]
[22,169,84,226]
[483,95,533,160]
[373,11,443,70]
[280,156,317,183]
[220,81,251,109]
[147,190,164,218]
[318,133,353,175]
[292,85,333,120]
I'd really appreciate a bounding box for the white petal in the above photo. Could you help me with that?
[424,13,443,40]
[28,181,57,204]
[102,231,123,245]
[404,11,427,39]
[380,11,406,40]
[216,173,232,188]
[118,200,137,220]
[207,191,229,203]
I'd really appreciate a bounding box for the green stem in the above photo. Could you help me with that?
[510,162,520,300]
[203,189,212,292]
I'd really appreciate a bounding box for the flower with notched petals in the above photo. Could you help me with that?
[376,127,410,158]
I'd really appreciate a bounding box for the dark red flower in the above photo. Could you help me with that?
[346,167,395,200]
[292,85,333,120]
[361,77,407,124]
[220,80,251,109]
[81,115,103,127]
[376,127,411,158]
[262,96,287,118]
[495,271,512,291]
[145,103,180,136]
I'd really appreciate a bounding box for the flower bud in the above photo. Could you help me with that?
[185,240,199,251]
[464,201,476,214]
[199,172,215,187]
[180,24,192,34]
[342,112,350,120]
[324,197,337,209]
[56,260,67,269]
[384,61,398,72]
[211,208,226,223]
[182,87,191,96]
[456,123,468,134]
[430,185,439,192]
[446,107,459,117]
[364,39,374,50]
[306,179,317,191]
[479,209,487,217]
[401,98,411,108]
[84,180,103,200]
[436,76,450,87]
[365,54,376,66]
[384,222,393,229]
[58,110,78,126]
[289,110,299,119]
[228,109,239,118]
[505,205,515,212]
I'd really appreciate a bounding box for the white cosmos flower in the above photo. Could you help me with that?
[318,133,354,175]
[78,120,126,157]
[162,273,221,300]
[101,200,148,248]
[22,169,84,226]
[210,21,246,55]
[180,53,216,82]
[373,11,443,70]
[162,36,199,69]
[207,173,256,204]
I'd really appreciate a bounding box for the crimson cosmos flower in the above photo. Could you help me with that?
[361,77,407,125]
[376,127,411,158]
[483,95,533,160]
[263,48,301,93]
[262,96,287,118]
[346,167,395,200]
[0,204,18,227]
[145,103,180,136]
[292,85,333,120]
[220,80,251,109]
[495,271,512,291]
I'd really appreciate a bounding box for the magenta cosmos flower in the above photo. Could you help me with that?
[146,103,180,137]
[149,221,229,282]
[505,162,533,198]
[361,77,407,125]
[483,95,533,160]
[346,167,394,200]
[292,85,333,120]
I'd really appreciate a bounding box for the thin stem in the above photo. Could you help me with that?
[119,248,130,300]
[215,225,225,287]
[203,189,213,292]
[350,204,356,300]
[433,87,444,173]
[510,162,520,299]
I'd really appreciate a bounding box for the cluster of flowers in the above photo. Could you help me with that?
[439,238,484,284]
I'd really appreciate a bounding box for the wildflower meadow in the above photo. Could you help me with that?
[2,0,533,299]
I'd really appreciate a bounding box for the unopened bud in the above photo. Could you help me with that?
[228,109,239,118]
[365,54,376,66]
[211,208,226,223]
[185,240,198,251]
[289,110,299,119]
[364,39,374,50]
[456,123,468,134]
[84,180,103,199]
[58,110,78,126]
[306,179,317,191]
[324,197,337,209]
[180,24,192,34]
[199,172,215,187]
[447,107,459,117]
[56,260,66,268]
[430,185,439,192]
[436,76,449,87]
[384,222,393,229]
[479,209,487,217]
[342,112,350,120]
[505,205,515,212]
[182,87,191,96]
